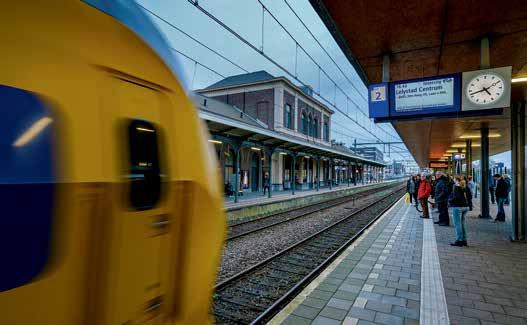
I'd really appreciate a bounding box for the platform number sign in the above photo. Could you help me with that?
[371,85,386,102]
[368,83,389,119]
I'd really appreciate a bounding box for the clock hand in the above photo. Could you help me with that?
[487,80,501,89]
[469,88,487,96]
[483,87,491,95]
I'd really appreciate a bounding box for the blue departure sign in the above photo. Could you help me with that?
[368,83,389,118]
[368,73,463,121]
[389,73,461,117]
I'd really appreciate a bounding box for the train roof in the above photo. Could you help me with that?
[82,0,189,89]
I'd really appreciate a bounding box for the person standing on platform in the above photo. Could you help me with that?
[467,176,475,211]
[449,176,471,247]
[413,174,421,208]
[418,174,431,219]
[489,174,496,204]
[434,171,451,226]
[263,173,270,195]
[504,174,511,205]
[406,176,415,204]
[493,174,508,222]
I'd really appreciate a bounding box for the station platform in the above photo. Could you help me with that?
[224,181,394,211]
[271,196,527,325]
[224,181,400,223]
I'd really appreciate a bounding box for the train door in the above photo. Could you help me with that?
[98,76,172,325]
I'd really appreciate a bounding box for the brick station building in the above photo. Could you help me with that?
[194,71,385,202]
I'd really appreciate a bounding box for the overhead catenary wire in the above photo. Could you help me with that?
[141,2,413,163]
[263,0,400,141]
[138,4,249,74]
[182,0,389,144]
[282,0,367,104]
[141,1,400,144]
[170,47,226,79]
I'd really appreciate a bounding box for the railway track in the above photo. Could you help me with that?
[227,182,401,240]
[213,186,405,324]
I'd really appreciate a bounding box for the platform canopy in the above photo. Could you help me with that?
[310,0,527,167]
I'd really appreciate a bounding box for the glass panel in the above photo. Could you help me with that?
[0,85,55,292]
[128,120,161,210]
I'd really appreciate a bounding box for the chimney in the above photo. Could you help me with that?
[301,85,313,97]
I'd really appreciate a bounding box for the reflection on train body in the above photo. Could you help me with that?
[0,1,226,324]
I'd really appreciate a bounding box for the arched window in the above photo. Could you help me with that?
[313,118,318,138]
[302,112,307,135]
[308,114,312,136]
[324,122,329,141]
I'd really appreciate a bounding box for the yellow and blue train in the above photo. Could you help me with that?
[1,1,225,324]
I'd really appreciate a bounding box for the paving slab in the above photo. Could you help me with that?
[269,193,527,325]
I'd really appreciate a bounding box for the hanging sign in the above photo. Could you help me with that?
[429,161,449,169]
[452,153,466,160]
[368,83,389,118]
[389,74,461,117]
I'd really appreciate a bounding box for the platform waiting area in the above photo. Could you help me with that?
[272,197,527,325]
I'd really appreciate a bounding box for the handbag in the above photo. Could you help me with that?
[404,193,411,204]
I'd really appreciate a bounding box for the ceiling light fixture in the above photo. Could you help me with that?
[459,133,501,139]
[512,77,527,83]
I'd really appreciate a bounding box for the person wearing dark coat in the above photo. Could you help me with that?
[504,175,511,205]
[413,175,420,208]
[493,174,509,222]
[406,176,416,204]
[263,173,270,195]
[489,173,496,204]
[434,171,450,226]
[449,177,472,246]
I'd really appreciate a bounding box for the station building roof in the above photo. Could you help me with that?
[193,94,385,166]
[197,70,335,115]
[310,0,527,167]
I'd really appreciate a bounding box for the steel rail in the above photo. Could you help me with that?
[227,183,400,240]
[214,187,404,295]
[250,191,404,324]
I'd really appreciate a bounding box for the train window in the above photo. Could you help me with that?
[127,119,161,210]
[0,85,55,292]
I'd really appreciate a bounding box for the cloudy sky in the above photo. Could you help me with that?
[136,0,416,164]
[134,1,513,169]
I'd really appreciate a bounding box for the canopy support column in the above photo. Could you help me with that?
[511,101,526,240]
[291,154,296,195]
[466,139,473,178]
[479,126,491,218]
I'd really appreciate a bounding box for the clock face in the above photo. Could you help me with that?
[466,73,505,105]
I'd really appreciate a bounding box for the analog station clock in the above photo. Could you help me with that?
[461,67,511,112]
[466,73,505,105]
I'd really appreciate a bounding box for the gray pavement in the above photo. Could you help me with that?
[434,200,527,325]
[270,196,527,325]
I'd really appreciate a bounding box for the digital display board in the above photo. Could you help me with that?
[389,73,461,117]
[429,161,448,169]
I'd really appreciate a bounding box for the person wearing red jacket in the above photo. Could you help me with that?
[417,174,432,218]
